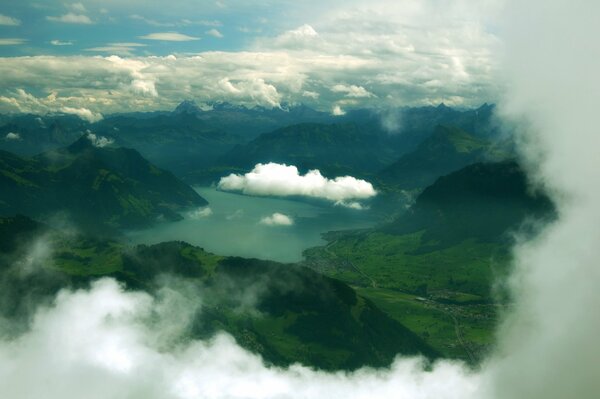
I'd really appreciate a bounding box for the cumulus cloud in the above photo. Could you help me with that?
[139,32,201,41]
[0,1,502,115]
[218,163,377,206]
[259,213,294,226]
[5,132,21,141]
[0,14,20,26]
[62,107,103,123]
[86,133,113,148]
[273,24,320,48]
[331,84,375,98]
[188,207,213,219]
[331,104,345,116]
[47,13,93,24]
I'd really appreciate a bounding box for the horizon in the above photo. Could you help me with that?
[0,1,501,115]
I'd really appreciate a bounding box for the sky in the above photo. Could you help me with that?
[0,0,502,116]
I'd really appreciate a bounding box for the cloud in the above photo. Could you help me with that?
[47,13,93,24]
[218,163,377,205]
[0,278,479,399]
[0,1,501,114]
[206,28,224,38]
[477,1,600,398]
[5,132,21,141]
[0,14,20,26]
[62,107,103,123]
[331,84,375,98]
[188,207,213,219]
[86,133,113,147]
[139,32,201,41]
[0,39,26,46]
[331,104,345,116]
[85,43,147,56]
[259,213,294,226]
[50,40,74,46]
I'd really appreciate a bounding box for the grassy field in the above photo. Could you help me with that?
[302,230,510,362]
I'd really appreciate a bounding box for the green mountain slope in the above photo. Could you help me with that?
[377,125,509,190]
[213,122,402,178]
[303,161,554,361]
[0,136,207,233]
[0,217,437,371]
[384,161,554,247]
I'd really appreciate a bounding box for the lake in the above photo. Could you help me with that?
[126,187,379,263]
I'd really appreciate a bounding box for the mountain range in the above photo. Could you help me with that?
[0,215,436,371]
[0,135,206,234]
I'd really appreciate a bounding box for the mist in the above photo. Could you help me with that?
[0,278,479,399]
[479,0,600,397]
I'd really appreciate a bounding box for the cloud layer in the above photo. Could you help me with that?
[218,163,377,206]
[0,278,479,399]
[0,0,501,114]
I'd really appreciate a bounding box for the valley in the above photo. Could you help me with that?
[0,101,550,371]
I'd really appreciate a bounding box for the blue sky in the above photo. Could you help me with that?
[0,0,503,117]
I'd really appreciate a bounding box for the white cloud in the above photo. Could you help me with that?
[5,132,21,140]
[139,32,201,41]
[85,43,147,56]
[259,213,294,226]
[331,84,375,98]
[0,14,20,26]
[218,163,377,205]
[206,28,224,38]
[273,24,319,49]
[0,39,26,46]
[47,13,93,24]
[0,278,479,399]
[62,107,103,123]
[336,201,366,210]
[86,133,113,147]
[0,1,502,115]
[50,40,74,46]
[188,207,213,219]
[331,104,345,116]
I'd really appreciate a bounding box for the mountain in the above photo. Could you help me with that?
[93,111,241,175]
[0,135,207,233]
[0,114,91,156]
[303,161,554,361]
[213,122,402,179]
[172,100,335,137]
[0,217,437,371]
[383,161,555,246]
[377,125,510,190]
[343,103,499,144]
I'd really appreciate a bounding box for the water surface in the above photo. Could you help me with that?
[127,187,378,263]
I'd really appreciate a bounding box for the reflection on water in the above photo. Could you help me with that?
[127,187,378,263]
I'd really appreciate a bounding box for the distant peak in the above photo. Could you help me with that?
[67,134,96,153]
[173,100,201,114]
